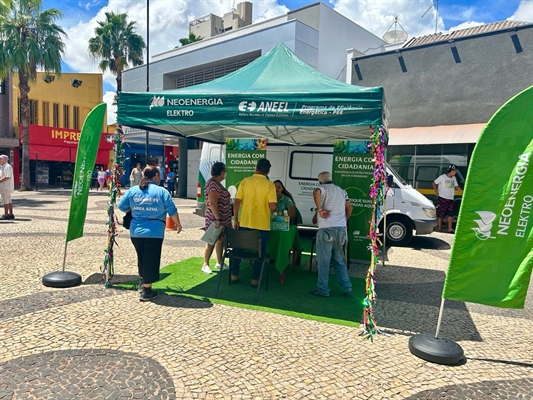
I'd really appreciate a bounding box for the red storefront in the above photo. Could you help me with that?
[24,125,112,164]
[20,125,113,187]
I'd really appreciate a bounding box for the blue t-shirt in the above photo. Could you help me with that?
[167,171,176,183]
[118,181,177,238]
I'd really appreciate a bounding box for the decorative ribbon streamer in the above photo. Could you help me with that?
[101,125,125,287]
[361,125,388,340]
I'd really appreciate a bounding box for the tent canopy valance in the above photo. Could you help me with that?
[117,43,387,145]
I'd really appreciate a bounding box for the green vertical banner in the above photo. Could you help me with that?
[332,140,374,261]
[65,103,107,243]
[225,139,267,197]
[443,86,533,308]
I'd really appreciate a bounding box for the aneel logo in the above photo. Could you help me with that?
[149,95,165,109]
[238,101,257,112]
[472,211,496,240]
[238,101,290,113]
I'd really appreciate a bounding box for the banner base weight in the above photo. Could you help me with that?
[409,333,464,365]
[42,271,82,288]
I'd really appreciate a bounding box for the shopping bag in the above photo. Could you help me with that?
[123,211,132,229]
[201,222,223,245]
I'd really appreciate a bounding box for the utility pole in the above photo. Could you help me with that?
[422,0,439,34]
[145,0,150,166]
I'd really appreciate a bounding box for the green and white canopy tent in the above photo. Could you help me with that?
[117,44,388,336]
[117,43,388,144]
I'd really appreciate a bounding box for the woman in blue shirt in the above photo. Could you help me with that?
[118,166,183,301]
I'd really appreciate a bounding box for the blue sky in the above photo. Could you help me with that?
[41,0,532,122]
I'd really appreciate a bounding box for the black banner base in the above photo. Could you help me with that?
[409,333,464,365]
[42,271,82,288]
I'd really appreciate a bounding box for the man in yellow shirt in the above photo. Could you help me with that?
[231,158,277,287]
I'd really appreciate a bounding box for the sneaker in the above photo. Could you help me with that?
[214,263,229,271]
[0,215,9,220]
[140,287,158,302]
[343,291,353,298]
[309,289,329,297]
[201,265,213,274]
[138,278,144,293]
[7,214,14,220]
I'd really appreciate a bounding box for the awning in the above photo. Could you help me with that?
[388,123,485,146]
[30,144,70,162]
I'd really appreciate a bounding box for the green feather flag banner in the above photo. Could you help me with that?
[65,103,107,243]
[443,86,533,308]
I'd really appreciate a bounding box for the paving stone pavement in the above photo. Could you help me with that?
[0,189,532,399]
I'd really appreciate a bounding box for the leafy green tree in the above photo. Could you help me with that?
[88,12,145,103]
[0,0,66,190]
[177,32,203,47]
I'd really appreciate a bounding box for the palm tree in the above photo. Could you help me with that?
[0,0,66,191]
[177,32,203,47]
[88,12,145,103]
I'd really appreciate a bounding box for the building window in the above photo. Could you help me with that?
[17,98,38,124]
[63,105,70,128]
[73,106,80,130]
[175,56,258,88]
[42,102,50,126]
[29,100,38,125]
[53,103,60,127]
[0,80,5,95]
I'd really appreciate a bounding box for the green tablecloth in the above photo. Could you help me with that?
[267,226,302,274]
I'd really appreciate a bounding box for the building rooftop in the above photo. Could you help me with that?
[402,20,529,48]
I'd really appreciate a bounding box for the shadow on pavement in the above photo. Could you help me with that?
[14,197,63,207]
[0,349,176,399]
[397,235,451,251]
[84,273,138,285]
[151,290,215,309]
[362,263,484,342]
[405,377,533,399]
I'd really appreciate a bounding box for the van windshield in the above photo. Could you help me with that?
[386,162,408,186]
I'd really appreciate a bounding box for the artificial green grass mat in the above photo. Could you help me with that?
[117,256,365,327]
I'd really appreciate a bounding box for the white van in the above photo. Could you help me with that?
[195,144,437,246]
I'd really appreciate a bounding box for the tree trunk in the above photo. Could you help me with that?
[115,69,122,105]
[18,73,32,191]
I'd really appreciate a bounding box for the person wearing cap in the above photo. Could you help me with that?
[432,164,463,233]
[0,155,15,220]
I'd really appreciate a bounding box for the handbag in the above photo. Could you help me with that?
[123,211,132,229]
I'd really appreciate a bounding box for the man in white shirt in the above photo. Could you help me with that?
[0,155,15,220]
[432,164,463,233]
[310,171,353,297]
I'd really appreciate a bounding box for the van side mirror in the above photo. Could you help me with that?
[387,175,394,188]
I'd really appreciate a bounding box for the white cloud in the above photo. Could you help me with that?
[103,91,117,125]
[458,6,476,21]
[252,0,289,23]
[447,20,485,32]
[329,0,445,41]
[61,0,288,123]
[508,0,533,22]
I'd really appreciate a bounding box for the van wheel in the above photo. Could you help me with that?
[385,216,413,246]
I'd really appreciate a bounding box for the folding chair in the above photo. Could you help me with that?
[214,228,270,302]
